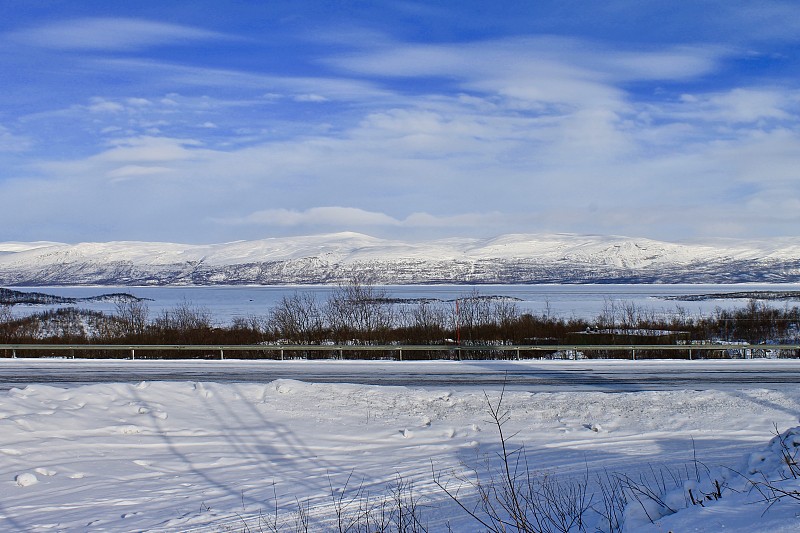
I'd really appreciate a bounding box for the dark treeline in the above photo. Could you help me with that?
[1,280,799,359]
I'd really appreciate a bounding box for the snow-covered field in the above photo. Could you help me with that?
[1,362,800,531]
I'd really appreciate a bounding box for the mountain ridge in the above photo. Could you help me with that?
[1,232,799,286]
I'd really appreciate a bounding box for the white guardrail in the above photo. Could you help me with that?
[1,343,800,361]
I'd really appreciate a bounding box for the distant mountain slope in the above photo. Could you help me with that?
[1,232,799,286]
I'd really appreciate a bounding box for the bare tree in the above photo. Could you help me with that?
[494,299,520,327]
[113,299,149,338]
[153,300,213,344]
[398,300,448,344]
[454,290,493,343]
[270,292,324,343]
[325,276,394,343]
[619,300,641,331]
[0,304,15,342]
[597,298,618,331]
[157,300,211,330]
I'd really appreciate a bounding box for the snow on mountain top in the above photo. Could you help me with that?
[1,232,800,285]
[1,240,207,266]
[0,232,797,266]
[702,236,800,261]
[0,242,64,253]
[203,232,389,264]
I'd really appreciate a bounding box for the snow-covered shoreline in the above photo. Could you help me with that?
[1,372,799,531]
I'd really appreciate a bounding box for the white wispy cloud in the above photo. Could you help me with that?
[8,17,232,51]
[676,88,796,123]
[94,58,394,102]
[35,136,211,182]
[293,94,329,103]
[229,207,399,227]
[714,1,800,42]
[97,136,205,163]
[327,36,725,109]
[220,207,506,230]
[106,164,174,182]
[0,125,32,152]
[86,98,126,113]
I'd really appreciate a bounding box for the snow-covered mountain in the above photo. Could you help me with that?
[1,232,799,286]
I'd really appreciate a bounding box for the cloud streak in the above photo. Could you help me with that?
[220,207,506,230]
[9,17,232,51]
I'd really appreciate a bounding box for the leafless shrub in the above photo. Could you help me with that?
[322,472,429,533]
[593,470,627,533]
[325,276,394,343]
[113,299,149,338]
[739,425,800,515]
[270,292,324,343]
[616,454,726,525]
[433,388,593,532]
[0,304,12,324]
[232,471,431,533]
[747,472,800,512]
[155,300,212,331]
[772,424,800,480]
[398,300,448,343]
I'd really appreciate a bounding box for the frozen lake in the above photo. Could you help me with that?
[8,283,800,325]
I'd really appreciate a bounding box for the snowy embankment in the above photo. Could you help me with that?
[0,368,799,531]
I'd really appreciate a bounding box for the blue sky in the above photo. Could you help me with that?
[0,1,798,244]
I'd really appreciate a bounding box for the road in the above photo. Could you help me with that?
[2,358,800,392]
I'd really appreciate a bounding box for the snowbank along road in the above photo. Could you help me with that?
[2,358,800,392]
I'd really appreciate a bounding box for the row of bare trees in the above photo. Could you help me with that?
[1,281,799,350]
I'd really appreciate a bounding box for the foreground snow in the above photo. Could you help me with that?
[0,372,799,531]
